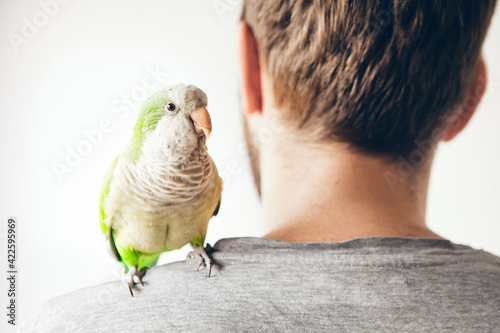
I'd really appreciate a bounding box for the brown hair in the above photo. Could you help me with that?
[241,0,497,156]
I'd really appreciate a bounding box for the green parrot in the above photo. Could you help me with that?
[99,84,222,296]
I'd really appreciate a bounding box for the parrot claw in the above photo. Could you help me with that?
[135,275,144,286]
[188,245,213,277]
[128,283,134,297]
[123,266,148,297]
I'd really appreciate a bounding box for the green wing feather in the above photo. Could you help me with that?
[99,155,119,235]
[98,156,123,263]
[107,227,121,262]
[212,199,221,217]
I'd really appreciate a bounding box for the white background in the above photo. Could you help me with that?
[0,0,498,329]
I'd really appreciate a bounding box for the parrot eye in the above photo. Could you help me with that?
[165,102,177,113]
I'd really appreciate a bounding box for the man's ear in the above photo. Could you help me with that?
[239,21,263,115]
[442,56,487,142]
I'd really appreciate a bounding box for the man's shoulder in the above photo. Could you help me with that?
[21,260,212,333]
[21,237,500,333]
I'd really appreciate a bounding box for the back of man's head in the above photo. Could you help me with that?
[241,0,497,158]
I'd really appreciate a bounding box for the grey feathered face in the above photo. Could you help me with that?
[162,83,211,137]
[165,84,208,119]
[139,84,212,159]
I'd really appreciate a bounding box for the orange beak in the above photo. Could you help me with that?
[190,106,212,138]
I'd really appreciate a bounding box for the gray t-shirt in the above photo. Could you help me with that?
[22,237,500,332]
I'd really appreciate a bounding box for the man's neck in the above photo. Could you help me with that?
[260,138,442,243]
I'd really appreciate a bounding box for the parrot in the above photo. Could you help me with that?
[98,84,222,296]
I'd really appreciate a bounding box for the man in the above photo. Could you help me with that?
[23,0,500,332]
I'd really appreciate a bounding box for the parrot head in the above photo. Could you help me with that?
[128,84,212,161]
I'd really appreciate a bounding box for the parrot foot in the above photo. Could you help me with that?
[188,244,213,277]
[123,266,148,297]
